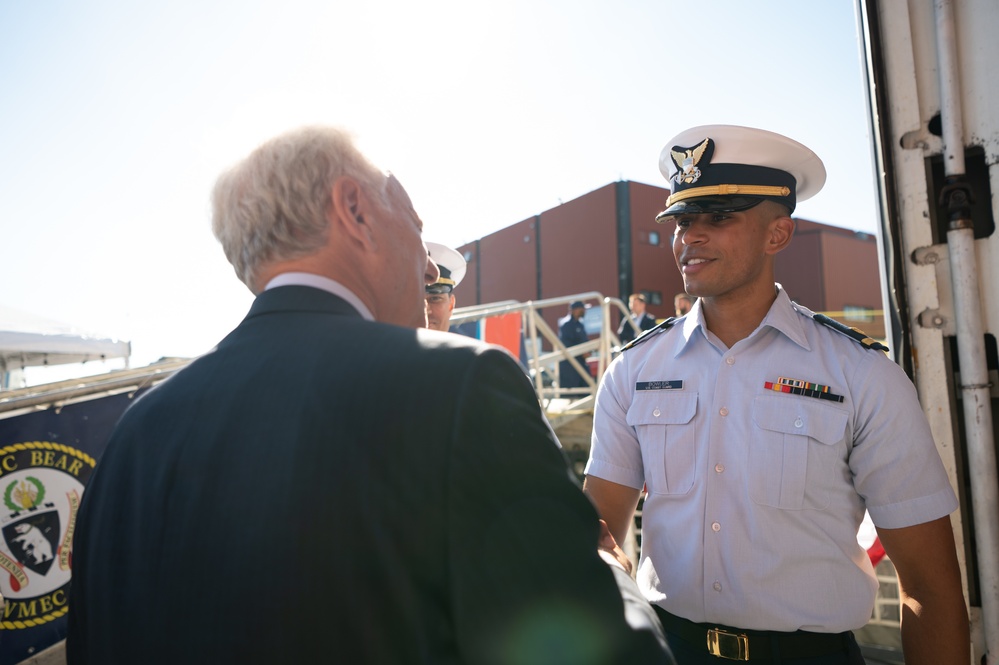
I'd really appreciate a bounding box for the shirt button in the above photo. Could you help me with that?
[794,417,804,428]
[719,407,729,417]
[711,522,721,532]
[653,408,661,417]
[715,464,725,473]
[725,357,735,365]
[713,582,722,592]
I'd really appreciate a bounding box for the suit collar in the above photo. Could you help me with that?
[247,285,365,320]
[264,272,373,320]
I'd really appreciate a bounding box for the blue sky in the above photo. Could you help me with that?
[1,0,876,376]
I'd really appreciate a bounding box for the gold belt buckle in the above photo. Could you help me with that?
[706,627,750,660]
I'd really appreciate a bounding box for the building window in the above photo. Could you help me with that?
[463,250,474,262]
[843,305,874,322]
[645,291,663,306]
[648,231,661,246]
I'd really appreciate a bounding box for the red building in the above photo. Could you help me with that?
[456,181,884,339]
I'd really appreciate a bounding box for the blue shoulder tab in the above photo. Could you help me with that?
[812,313,889,353]
[621,317,678,352]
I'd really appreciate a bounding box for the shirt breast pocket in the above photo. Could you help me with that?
[626,392,698,495]
[750,394,849,510]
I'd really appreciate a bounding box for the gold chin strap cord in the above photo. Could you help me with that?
[665,184,791,207]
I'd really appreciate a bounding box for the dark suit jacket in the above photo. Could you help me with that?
[67,286,670,665]
[617,312,657,344]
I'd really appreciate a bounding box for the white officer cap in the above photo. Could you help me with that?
[656,124,826,220]
[425,242,467,294]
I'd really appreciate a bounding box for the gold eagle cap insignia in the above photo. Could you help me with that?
[670,138,712,185]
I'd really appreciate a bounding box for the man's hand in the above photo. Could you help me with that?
[597,518,633,575]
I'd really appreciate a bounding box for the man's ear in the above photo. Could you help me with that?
[765,215,795,255]
[330,176,377,250]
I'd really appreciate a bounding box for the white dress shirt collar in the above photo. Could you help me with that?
[263,272,374,322]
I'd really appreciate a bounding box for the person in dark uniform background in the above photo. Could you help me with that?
[66,125,673,665]
[558,300,590,390]
[617,293,658,344]
[424,241,466,332]
[584,124,968,665]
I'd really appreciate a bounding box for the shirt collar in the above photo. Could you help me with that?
[765,285,811,350]
[264,272,374,322]
[673,284,810,356]
[676,300,702,355]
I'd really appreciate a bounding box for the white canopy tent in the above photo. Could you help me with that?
[0,305,131,389]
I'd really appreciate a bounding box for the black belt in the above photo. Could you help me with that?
[653,606,850,661]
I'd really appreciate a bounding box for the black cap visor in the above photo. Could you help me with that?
[426,283,454,295]
[656,195,767,222]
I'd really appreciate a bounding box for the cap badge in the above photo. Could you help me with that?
[670,138,713,186]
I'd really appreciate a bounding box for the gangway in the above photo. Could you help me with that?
[452,292,633,407]
[449,292,636,474]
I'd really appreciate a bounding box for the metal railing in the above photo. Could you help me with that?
[870,558,902,626]
[0,358,190,416]
[449,292,635,427]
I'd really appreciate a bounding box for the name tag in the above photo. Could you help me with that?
[636,380,683,391]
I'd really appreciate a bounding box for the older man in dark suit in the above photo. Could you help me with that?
[66,126,671,665]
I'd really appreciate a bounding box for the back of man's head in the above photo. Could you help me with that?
[211,126,387,291]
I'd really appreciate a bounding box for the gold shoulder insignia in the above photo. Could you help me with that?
[813,313,889,353]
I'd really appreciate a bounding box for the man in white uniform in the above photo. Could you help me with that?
[584,125,969,665]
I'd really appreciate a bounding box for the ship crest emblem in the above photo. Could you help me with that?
[0,442,96,630]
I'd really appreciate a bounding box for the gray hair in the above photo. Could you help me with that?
[211,126,387,290]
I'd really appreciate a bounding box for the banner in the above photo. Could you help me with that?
[452,314,528,367]
[0,391,139,665]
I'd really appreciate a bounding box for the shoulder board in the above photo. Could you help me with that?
[621,317,678,352]
[812,313,889,353]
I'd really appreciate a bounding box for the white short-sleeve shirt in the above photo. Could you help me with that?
[586,287,957,633]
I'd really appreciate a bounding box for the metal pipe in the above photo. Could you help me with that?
[950,227,999,663]
[526,307,545,399]
[934,0,999,660]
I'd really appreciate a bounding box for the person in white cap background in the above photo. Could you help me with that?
[583,125,968,664]
[424,242,466,332]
